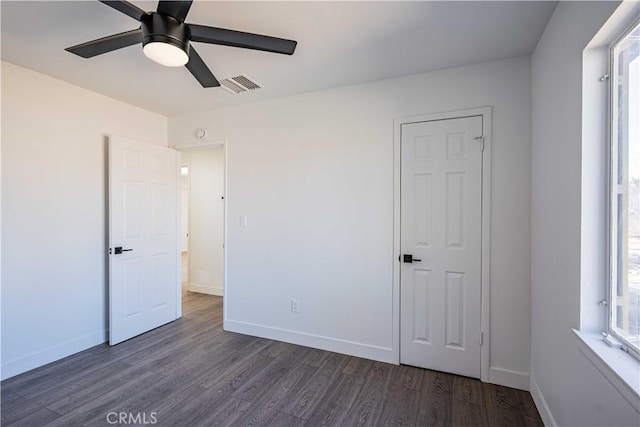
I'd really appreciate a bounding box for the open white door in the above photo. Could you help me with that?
[109,136,179,345]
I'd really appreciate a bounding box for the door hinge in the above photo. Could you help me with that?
[480,332,484,346]
[474,136,485,151]
[599,74,610,82]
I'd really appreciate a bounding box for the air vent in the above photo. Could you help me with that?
[220,75,263,94]
[220,79,245,94]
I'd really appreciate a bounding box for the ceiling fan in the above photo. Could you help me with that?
[65,0,298,88]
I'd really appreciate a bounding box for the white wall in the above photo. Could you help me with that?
[1,61,167,379]
[181,148,225,296]
[169,56,533,389]
[531,2,640,425]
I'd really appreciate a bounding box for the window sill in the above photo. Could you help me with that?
[573,329,640,410]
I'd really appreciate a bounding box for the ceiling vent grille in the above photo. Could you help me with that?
[220,75,263,94]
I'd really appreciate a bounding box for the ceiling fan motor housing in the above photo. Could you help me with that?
[140,12,191,55]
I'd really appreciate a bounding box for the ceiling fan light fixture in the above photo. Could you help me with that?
[140,12,190,67]
[143,41,188,67]
[65,0,298,88]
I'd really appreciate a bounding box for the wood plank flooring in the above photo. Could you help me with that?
[1,293,543,426]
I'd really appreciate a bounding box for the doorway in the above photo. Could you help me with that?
[179,145,226,309]
[394,108,491,381]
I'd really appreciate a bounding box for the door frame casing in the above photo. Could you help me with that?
[393,107,492,382]
[174,139,228,321]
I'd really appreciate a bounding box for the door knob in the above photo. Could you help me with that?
[114,247,133,255]
[403,254,421,263]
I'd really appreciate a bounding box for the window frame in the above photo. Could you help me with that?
[607,17,640,359]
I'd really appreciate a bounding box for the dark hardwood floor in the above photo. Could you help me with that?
[1,293,543,426]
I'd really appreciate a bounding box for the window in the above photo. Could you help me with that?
[610,19,640,356]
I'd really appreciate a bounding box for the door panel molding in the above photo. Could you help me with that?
[393,107,492,382]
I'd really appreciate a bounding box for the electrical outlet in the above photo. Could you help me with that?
[240,215,248,227]
[291,299,300,313]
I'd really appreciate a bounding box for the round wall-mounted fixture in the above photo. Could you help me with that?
[195,128,207,140]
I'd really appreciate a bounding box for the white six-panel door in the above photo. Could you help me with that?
[109,136,179,345]
[400,116,483,378]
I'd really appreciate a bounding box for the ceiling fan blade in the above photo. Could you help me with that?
[185,47,220,87]
[99,0,146,21]
[157,0,193,22]
[65,29,142,58]
[189,24,297,55]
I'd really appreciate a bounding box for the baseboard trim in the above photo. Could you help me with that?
[224,319,395,363]
[530,375,557,427]
[187,283,223,296]
[1,329,107,381]
[488,366,530,391]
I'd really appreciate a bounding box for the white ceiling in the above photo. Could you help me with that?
[1,1,557,116]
